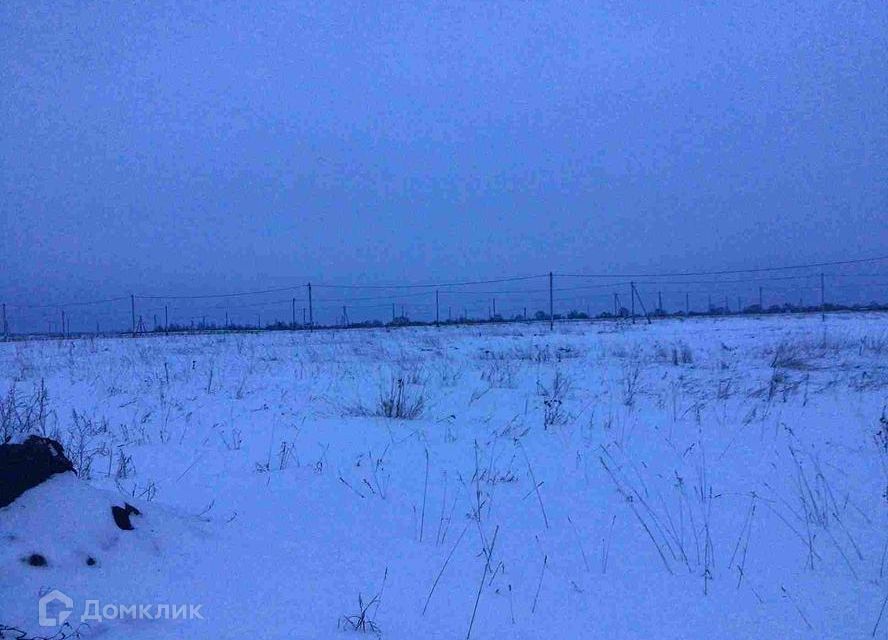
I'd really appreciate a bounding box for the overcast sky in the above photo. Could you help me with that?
[1,2,886,325]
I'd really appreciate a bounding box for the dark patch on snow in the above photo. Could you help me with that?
[24,553,47,567]
[111,502,141,530]
[86,556,97,566]
[0,436,75,509]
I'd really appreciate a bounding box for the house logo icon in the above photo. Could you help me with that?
[38,589,73,627]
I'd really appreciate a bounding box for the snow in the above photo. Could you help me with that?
[1,313,886,639]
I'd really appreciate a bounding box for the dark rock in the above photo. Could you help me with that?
[0,436,75,509]
[86,556,97,566]
[25,553,47,567]
[111,502,141,530]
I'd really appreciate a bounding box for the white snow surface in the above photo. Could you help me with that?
[1,314,886,639]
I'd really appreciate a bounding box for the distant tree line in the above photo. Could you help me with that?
[148,300,888,334]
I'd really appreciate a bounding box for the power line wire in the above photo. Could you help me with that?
[311,274,548,290]
[7,295,130,310]
[557,255,888,279]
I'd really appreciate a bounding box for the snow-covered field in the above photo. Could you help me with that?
[2,314,887,639]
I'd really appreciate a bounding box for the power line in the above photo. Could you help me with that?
[137,284,308,300]
[557,254,888,279]
[6,295,130,310]
[311,274,548,290]
[4,255,887,331]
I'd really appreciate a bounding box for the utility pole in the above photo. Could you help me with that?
[307,282,313,330]
[685,292,690,315]
[225,311,229,328]
[657,291,663,315]
[153,314,157,331]
[613,293,619,317]
[435,290,439,327]
[130,294,136,338]
[820,272,825,321]
[708,294,712,313]
[759,286,763,310]
[548,272,554,331]
[392,303,396,322]
[737,297,742,314]
[523,306,527,321]
[630,282,636,324]
[291,298,296,328]
[492,297,496,318]
[631,282,652,324]
[164,305,169,333]
[60,309,66,338]
[1,302,7,340]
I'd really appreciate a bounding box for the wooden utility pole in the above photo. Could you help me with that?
[307,282,313,330]
[637,285,652,324]
[391,303,396,322]
[435,290,439,327]
[164,305,169,333]
[630,282,651,324]
[548,272,554,331]
[657,291,663,314]
[130,295,136,337]
[1,302,7,340]
[291,298,296,328]
[820,272,825,321]
[60,309,66,337]
[492,297,496,318]
[685,292,690,315]
[630,282,636,324]
[759,286,763,310]
[613,293,619,317]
